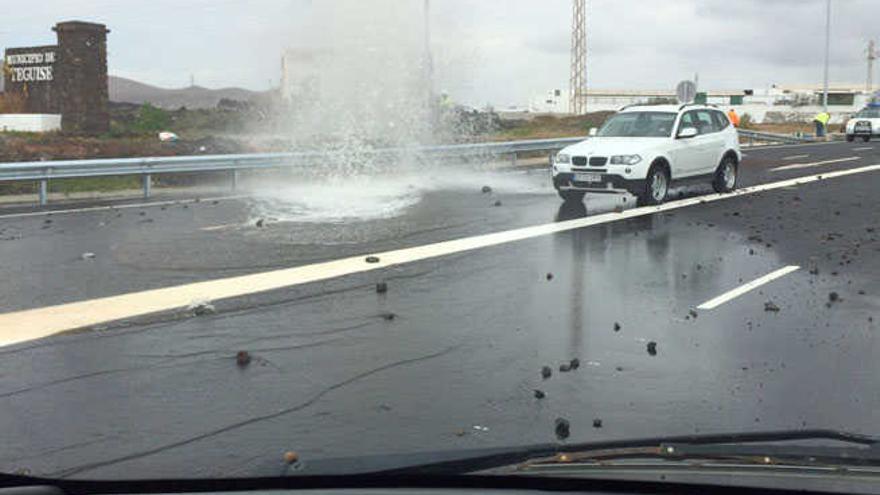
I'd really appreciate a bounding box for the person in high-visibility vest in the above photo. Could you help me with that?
[727,108,741,127]
[814,111,831,138]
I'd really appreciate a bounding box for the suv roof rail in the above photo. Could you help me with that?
[678,102,704,111]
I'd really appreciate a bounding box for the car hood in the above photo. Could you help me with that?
[561,137,667,158]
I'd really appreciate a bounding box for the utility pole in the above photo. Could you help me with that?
[822,0,831,111]
[569,0,588,115]
[868,40,877,93]
[424,0,434,101]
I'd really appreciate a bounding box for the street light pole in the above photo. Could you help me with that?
[424,0,434,99]
[822,0,831,111]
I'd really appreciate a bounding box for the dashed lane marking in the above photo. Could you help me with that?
[697,266,801,310]
[770,157,860,172]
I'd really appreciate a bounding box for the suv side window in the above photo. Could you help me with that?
[694,110,716,135]
[678,111,698,135]
[711,111,730,130]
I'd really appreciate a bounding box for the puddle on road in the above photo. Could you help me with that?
[246,169,552,225]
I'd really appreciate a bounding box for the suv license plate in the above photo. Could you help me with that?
[575,173,602,183]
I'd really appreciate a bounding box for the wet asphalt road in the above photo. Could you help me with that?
[0,140,879,479]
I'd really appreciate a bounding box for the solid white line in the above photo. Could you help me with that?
[853,146,874,151]
[0,195,249,220]
[782,154,810,161]
[697,266,801,310]
[770,157,860,172]
[1,163,880,348]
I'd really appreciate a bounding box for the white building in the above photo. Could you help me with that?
[528,84,878,124]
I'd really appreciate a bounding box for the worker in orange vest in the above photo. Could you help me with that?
[728,108,741,127]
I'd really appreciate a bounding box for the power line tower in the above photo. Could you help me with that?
[867,40,877,93]
[569,0,588,115]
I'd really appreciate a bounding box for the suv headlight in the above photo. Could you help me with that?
[610,155,642,165]
[556,153,571,164]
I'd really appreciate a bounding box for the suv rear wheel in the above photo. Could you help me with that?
[637,164,669,206]
[713,155,738,193]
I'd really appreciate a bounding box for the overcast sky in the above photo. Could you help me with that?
[3,0,878,107]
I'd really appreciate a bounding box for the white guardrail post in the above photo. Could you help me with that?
[39,178,48,206]
[142,173,152,199]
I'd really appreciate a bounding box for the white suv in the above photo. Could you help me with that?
[845,105,880,142]
[552,104,742,205]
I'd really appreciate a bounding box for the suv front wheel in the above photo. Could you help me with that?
[637,164,669,206]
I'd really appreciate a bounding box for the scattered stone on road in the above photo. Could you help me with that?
[614,322,621,332]
[559,362,572,373]
[541,366,552,379]
[494,200,503,207]
[555,418,571,440]
[647,341,658,356]
[236,351,252,368]
[570,358,580,370]
[592,418,603,429]
[81,252,96,260]
[764,301,781,312]
[255,218,265,228]
[283,451,299,464]
[829,292,840,303]
[689,309,698,319]
[534,390,546,399]
[481,185,493,194]
[376,282,388,294]
[546,273,554,281]
[365,256,381,264]
[382,312,397,321]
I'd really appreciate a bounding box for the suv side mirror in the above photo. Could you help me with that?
[677,127,698,139]
[588,127,598,137]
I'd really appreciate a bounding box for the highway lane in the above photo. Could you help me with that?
[0,141,878,479]
[1,140,878,313]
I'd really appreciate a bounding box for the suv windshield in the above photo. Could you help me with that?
[597,112,677,137]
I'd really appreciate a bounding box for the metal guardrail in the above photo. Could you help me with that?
[738,129,814,145]
[0,137,586,205]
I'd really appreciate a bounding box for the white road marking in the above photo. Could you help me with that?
[0,195,249,220]
[697,266,801,310]
[744,140,849,151]
[770,157,860,172]
[853,146,874,151]
[200,224,240,232]
[782,154,810,161]
[1,163,880,348]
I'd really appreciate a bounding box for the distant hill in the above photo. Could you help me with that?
[109,76,265,109]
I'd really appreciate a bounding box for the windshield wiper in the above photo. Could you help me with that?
[380,429,880,476]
